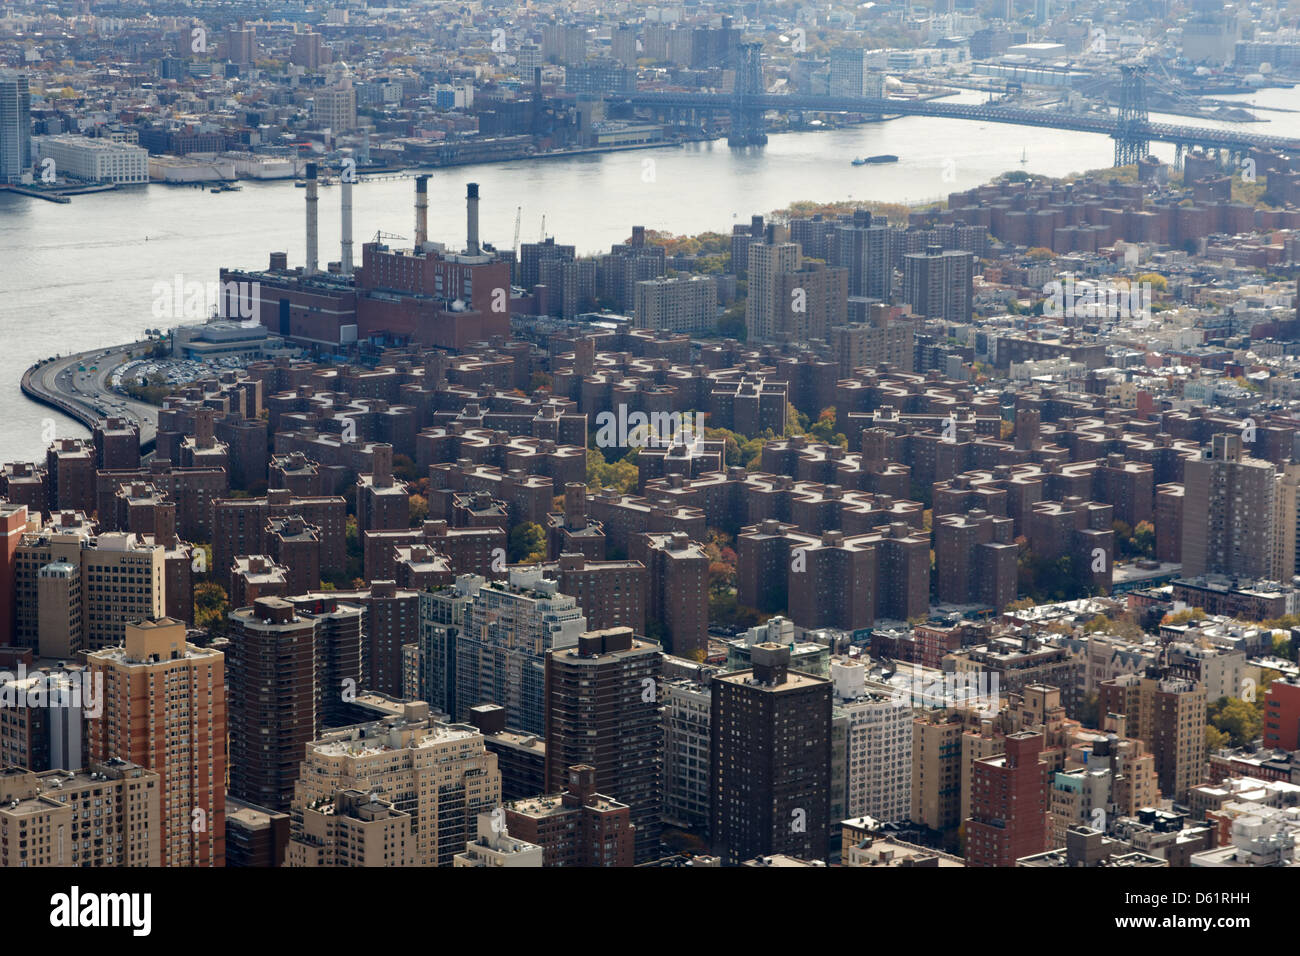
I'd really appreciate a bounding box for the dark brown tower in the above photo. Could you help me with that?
[710,643,833,865]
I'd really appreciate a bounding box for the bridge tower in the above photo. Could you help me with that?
[1113,64,1149,168]
[729,42,768,147]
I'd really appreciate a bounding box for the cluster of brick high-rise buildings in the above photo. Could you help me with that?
[939,166,1300,255]
[10,165,1300,874]
[10,305,1297,674]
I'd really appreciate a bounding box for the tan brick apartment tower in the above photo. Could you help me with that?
[0,761,161,867]
[1182,432,1277,580]
[293,711,500,867]
[88,617,226,866]
[1099,671,1207,802]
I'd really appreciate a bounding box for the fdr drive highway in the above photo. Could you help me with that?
[21,341,159,454]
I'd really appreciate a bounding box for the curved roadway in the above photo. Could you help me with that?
[22,341,159,452]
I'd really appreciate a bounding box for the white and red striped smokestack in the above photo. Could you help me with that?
[415,175,429,249]
[305,162,319,276]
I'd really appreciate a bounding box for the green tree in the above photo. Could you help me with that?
[586,448,638,495]
[343,514,364,583]
[704,530,738,596]
[1112,520,1155,560]
[392,454,418,482]
[717,300,747,339]
[1259,615,1300,630]
[708,591,764,630]
[1207,695,1262,748]
[1206,724,1229,753]
[193,543,214,574]
[702,426,768,471]
[1132,520,1156,558]
[1112,520,1134,557]
[508,522,546,564]
[784,402,809,438]
[1259,668,1284,691]
[1018,547,1084,602]
[195,581,230,633]
[1273,632,1296,662]
[809,407,839,444]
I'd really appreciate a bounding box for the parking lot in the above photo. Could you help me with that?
[110,355,247,392]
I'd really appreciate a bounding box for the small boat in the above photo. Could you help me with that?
[853,154,898,165]
[210,187,222,193]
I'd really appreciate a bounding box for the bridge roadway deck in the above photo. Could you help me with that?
[618,91,1300,153]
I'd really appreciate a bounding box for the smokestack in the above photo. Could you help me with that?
[194,407,215,449]
[466,182,480,256]
[564,482,588,530]
[372,443,393,489]
[156,501,177,550]
[305,163,319,276]
[415,175,429,250]
[340,170,353,276]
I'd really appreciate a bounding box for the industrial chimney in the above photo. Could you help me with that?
[466,182,480,256]
[304,162,319,276]
[415,175,429,249]
[340,159,354,276]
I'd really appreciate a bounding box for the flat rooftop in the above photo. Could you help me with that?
[311,723,476,758]
[225,799,288,830]
[714,668,827,690]
[509,792,627,817]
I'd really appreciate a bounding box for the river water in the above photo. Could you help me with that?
[0,87,1295,463]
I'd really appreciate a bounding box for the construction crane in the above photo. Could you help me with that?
[513,205,521,257]
[372,230,407,246]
